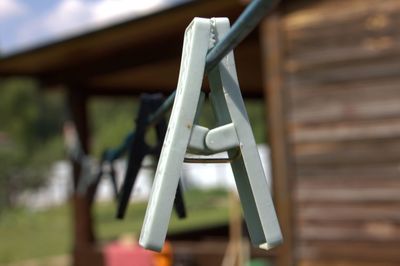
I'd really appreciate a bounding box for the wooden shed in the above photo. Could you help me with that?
[1,0,400,265]
[271,0,400,265]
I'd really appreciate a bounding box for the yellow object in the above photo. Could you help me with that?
[153,241,173,266]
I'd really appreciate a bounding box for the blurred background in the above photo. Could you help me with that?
[1,0,399,266]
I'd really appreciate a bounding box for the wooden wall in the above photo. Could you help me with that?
[266,0,400,265]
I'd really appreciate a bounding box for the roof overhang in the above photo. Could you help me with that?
[0,0,265,97]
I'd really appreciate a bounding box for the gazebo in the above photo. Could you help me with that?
[0,1,292,265]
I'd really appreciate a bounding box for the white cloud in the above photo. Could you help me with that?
[0,0,26,22]
[41,0,92,36]
[26,0,168,38]
[14,0,170,50]
[91,0,165,26]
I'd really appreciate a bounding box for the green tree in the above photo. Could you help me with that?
[0,78,64,211]
[0,77,268,213]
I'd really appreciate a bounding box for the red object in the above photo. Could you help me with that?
[104,242,154,266]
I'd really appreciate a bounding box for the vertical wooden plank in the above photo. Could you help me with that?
[67,87,103,266]
[67,88,90,188]
[260,12,295,266]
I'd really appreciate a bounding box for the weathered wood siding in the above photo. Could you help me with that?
[276,0,400,265]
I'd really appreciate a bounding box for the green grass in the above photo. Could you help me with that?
[0,205,72,264]
[95,188,229,241]
[0,189,229,263]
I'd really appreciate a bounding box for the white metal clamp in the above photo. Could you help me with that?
[139,17,283,252]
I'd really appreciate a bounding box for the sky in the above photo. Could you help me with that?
[0,0,186,55]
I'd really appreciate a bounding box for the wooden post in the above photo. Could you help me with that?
[67,87,103,266]
[260,12,295,266]
[222,192,248,266]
